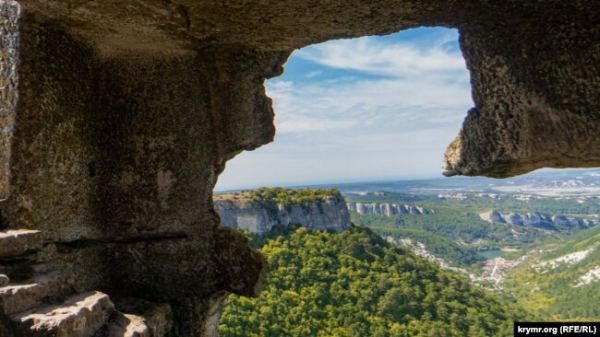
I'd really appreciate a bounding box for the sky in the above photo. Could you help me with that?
[215,27,473,191]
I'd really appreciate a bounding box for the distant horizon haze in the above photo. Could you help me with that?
[215,166,600,192]
[215,171,446,192]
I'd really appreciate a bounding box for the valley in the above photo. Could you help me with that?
[216,169,600,334]
[336,171,600,320]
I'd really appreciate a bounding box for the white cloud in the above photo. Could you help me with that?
[305,70,324,78]
[294,31,466,81]
[267,76,471,135]
[216,28,473,191]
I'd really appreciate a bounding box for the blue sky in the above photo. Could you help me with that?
[216,28,473,191]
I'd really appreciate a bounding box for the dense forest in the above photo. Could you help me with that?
[220,225,530,336]
[250,187,341,207]
[229,187,344,217]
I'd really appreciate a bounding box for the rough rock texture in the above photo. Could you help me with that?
[215,195,352,234]
[347,202,432,216]
[0,227,166,336]
[12,291,114,337]
[110,298,172,337]
[479,210,598,230]
[0,230,41,258]
[0,2,281,334]
[443,3,600,177]
[0,267,68,315]
[0,0,598,335]
[479,210,507,224]
[0,274,8,287]
[97,312,150,337]
[214,200,275,235]
[0,0,19,200]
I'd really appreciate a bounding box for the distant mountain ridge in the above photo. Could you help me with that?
[214,188,352,235]
[347,202,432,216]
[479,210,598,230]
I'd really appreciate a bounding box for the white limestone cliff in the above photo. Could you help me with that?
[215,195,352,235]
[346,202,433,216]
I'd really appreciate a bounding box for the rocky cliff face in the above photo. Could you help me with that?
[347,202,432,216]
[215,195,352,235]
[479,210,598,230]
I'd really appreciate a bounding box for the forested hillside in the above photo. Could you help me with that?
[503,225,600,320]
[380,228,483,268]
[220,226,530,336]
[348,191,599,269]
[352,209,549,247]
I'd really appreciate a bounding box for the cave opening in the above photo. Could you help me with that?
[215,27,478,335]
[214,26,600,337]
[216,27,471,192]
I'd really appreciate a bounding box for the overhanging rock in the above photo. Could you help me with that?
[0,1,598,335]
[444,16,600,177]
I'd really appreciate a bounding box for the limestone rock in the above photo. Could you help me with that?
[408,206,421,215]
[523,213,542,226]
[0,274,8,287]
[110,298,172,337]
[98,312,150,337]
[479,210,598,230]
[506,213,524,226]
[0,230,42,259]
[443,7,600,177]
[214,199,276,235]
[479,210,506,224]
[215,195,352,235]
[0,0,19,200]
[0,267,68,315]
[214,228,267,298]
[11,291,114,337]
[347,202,432,217]
[277,197,352,232]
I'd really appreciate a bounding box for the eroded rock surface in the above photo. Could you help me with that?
[347,202,432,216]
[0,230,41,258]
[479,210,598,230]
[215,194,352,234]
[0,0,598,336]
